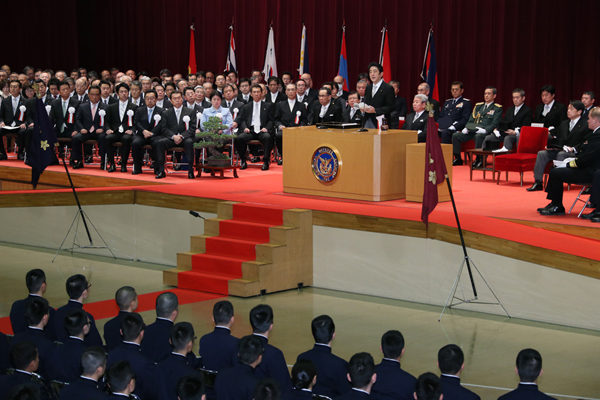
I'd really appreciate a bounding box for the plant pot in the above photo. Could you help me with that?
[207,158,231,167]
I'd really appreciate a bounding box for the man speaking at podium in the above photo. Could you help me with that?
[363,62,395,129]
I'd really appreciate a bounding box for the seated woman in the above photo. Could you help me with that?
[198,91,233,162]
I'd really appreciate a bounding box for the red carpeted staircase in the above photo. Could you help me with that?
[164,201,313,297]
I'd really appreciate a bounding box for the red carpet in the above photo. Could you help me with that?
[0,288,222,334]
[178,203,289,294]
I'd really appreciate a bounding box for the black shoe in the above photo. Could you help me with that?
[0,153,6,161]
[588,202,595,208]
[240,160,248,170]
[527,182,543,192]
[591,216,600,223]
[149,161,155,169]
[117,159,122,166]
[251,157,260,163]
[188,170,195,179]
[583,187,591,195]
[539,204,566,216]
[277,159,283,166]
[100,161,106,170]
[173,164,181,171]
[156,171,166,179]
[472,157,483,168]
[452,158,463,166]
[85,156,93,164]
[120,165,127,173]
[72,161,84,169]
[537,202,553,212]
[132,170,142,175]
[17,153,24,160]
[107,162,116,172]
[581,210,600,220]
[261,162,269,171]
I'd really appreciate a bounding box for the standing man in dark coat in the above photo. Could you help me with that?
[438,344,480,400]
[363,62,395,129]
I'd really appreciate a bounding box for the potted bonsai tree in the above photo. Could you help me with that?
[194,114,237,167]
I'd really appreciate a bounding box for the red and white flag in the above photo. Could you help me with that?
[263,26,278,78]
[226,23,237,72]
[379,26,391,82]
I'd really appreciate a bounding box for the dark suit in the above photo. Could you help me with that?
[590,168,600,208]
[363,81,395,128]
[74,93,89,103]
[54,300,103,347]
[100,96,118,106]
[11,328,56,380]
[141,318,173,362]
[497,383,557,400]
[482,104,533,151]
[60,376,110,400]
[155,106,196,174]
[48,337,86,383]
[155,353,201,400]
[50,97,81,140]
[532,118,590,182]
[132,106,164,173]
[72,101,108,163]
[304,88,319,105]
[108,342,156,400]
[214,362,259,400]
[103,311,129,352]
[156,98,172,109]
[253,334,292,393]
[310,102,343,125]
[0,333,10,375]
[343,107,363,124]
[223,99,245,114]
[129,96,145,108]
[238,93,251,104]
[274,100,308,156]
[10,295,57,341]
[234,101,274,163]
[534,101,567,131]
[266,91,287,104]
[370,359,416,400]
[104,101,138,165]
[199,327,239,371]
[0,370,51,400]
[402,111,429,143]
[439,375,480,400]
[0,95,30,156]
[333,388,372,400]
[391,96,407,129]
[296,344,350,398]
[438,97,472,143]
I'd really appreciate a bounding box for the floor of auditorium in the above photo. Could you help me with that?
[0,243,598,400]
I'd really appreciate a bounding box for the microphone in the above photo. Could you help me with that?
[189,210,205,220]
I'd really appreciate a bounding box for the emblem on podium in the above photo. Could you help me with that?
[312,146,340,183]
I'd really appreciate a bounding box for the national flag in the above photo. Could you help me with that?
[26,98,58,188]
[263,26,278,78]
[226,23,237,72]
[188,23,197,75]
[298,24,309,76]
[420,27,439,102]
[337,26,349,91]
[379,26,391,82]
[421,109,448,227]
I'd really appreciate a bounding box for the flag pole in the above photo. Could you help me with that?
[60,154,93,245]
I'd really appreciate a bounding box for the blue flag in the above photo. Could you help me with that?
[26,98,57,188]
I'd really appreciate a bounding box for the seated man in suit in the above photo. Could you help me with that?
[106,361,137,399]
[334,75,349,101]
[215,335,263,400]
[538,107,600,216]
[104,82,138,172]
[322,82,347,112]
[581,91,595,120]
[296,315,350,398]
[49,308,89,383]
[402,94,429,143]
[130,81,144,107]
[343,91,363,124]
[438,344,480,400]
[223,84,245,113]
[238,78,252,103]
[104,286,138,352]
[296,79,310,106]
[389,81,407,129]
[233,84,274,171]
[0,342,51,400]
[414,373,442,400]
[0,80,30,160]
[184,86,202,112]
[416,82,440,120]
[72,85,108,169]
[527,101,589,192]
[452,86,502,167]
[99,80,117,106]
[498,349,556,400]
[154,90,197,179]
[49,81,80,160]
[534,84,567,134]
[266,77,286,104]
[334,353,376,400]
[310,87,343,125]
[141,292,178,362]
[356,80,368,103]
[584,168,600,222]
[486,88,533,152]
[10,269,56,340]
[60,347,109,400]
[439,81,472,148]
[132,89,164,175]
[274,82,309,164]
[54,274,103,347]
[156,84,172,109]
[199,300,239,372]
[363,62,395,129]
[73,77,89,103]
[371,330,415,400]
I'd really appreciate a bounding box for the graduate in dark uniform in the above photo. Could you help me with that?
[282,360,318,400]
[497,349,557,400]
[0,342,51,400]
[176,374,205,400]
[214,335,262,400]
[10,269,56,341]
[437,344,480,400]
[199,301,239,371]
[104,286,138,352]
[438,82,472,146]
[371,330,416,400]
[332,353,376,400]
[414,373,442,400]
[49,309,89,383]
[141,292,178,363]
[60,347,110,400]
[105,360,136,399]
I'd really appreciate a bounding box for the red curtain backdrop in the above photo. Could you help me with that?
[5,0,600,108]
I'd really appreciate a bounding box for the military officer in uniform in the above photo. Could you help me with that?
[452,87,502,167]
[438,81,472,146]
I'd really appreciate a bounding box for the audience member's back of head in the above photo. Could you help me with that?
[81,347,107,376]
[7,384,40,400]
[516,348,542,383]
[381,330,404,359]
[25,269,46,293]
[348,352,375,389]
[115,286,137,311]
[311,315,334,344]
[25,298,49,327]
[254,379,281,400]
[213,301,234,325]
[106,360,135,393]
[156,292,178,318]
[177,374,205,400]
[121,313,145,342]
[170,322,195,352]
[438,344,464,375]
[238,335,264,365]
[249,304,273,333]
[291,359,317,390]
[415,372,442,400]
[64,309,88,337]
[66,274,88,299]
[10,342,38,371]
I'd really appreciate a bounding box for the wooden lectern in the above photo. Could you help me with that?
[405,143,453,202]
[283,126,418,201]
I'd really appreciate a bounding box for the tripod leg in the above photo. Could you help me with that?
[439,258,467,321]
[53,212,80,262]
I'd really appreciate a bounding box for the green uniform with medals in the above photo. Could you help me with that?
[452,102,503,155]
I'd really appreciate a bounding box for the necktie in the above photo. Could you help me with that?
[253,103,260,132]
[120,103,125,121]
[569,120,574,132]
[453,99,457,105]
[543,104,550,116]
[63,100,67,117]
[12,97,17,114]
[148,108,153,123]
[350,109,355,119]
[176,108,181,124]
[91,103,97,120]
[414,113,419,122]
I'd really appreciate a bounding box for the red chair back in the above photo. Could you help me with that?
[516,126,549,154]
[398,119,405,129]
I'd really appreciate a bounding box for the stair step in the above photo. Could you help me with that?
[177,271,231,295]
[219,220,273,242]
[190,253,248,277]
[232,203,286,225]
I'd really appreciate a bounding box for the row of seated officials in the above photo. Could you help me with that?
[0,269,555,400]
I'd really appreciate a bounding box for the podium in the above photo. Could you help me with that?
[283,126,418,201]
[405,143,453,202]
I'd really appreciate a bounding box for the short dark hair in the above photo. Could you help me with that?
[485,86,497,95]
[437,344,464,375]
[81,346,106,375]
[251,84,263,93]
[65,309,88,336]
[250,304,273,333]
[368,62,383,73]
[99,79,111,89]
[183,86,195,97]
[512,88,526,97]
[106,360,135,393]
[177,374,205,400]
[58,81,70,90]
[160,69,172,76]
[115,82,130,93]
[156,292,178,318]
[319,87,332,96]
[357,73,369,82]
[88,85,101,95]
[25,269,46,293]
[10,80,22,89]
[348,91,359,100]
[170,90,182,101]
[10,342,38,371]
[570,100,585,112]
[165,82,177,91]
[348,352,375,388]
[238,335,264,365]
[239,78,250,85]
[291,359,317,390]
[451,81,464,89]
[25,298,49,326]
[170,322,195,352]
[227,71,239,78]
[213,301,234,325]
[267,76,280,85]
[7,383,40,400]
[282,71,292,80]
[115,286,137,310]
[540,85,556,95]
[415,372,442,400]
[311,315,335,344]
[381,330,405,359]
[121,313,145,342]
[210,91,223,101]
[583,91,596,100]
[131,81,142,90]
[254,379,281,400]
[145,89,157,99]
[516,348,542,382]
[66,274,89,299]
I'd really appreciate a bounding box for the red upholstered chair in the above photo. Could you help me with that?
[397,119,405,129]
[461,140,475,163]
[494,126,549,186]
